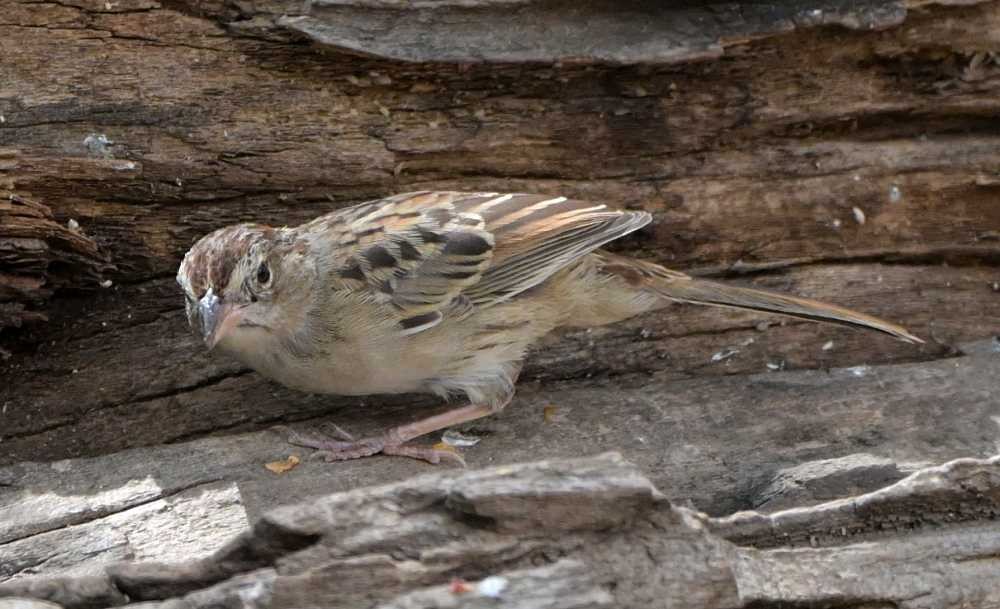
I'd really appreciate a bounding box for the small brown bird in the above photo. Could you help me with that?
[177,191,921,464]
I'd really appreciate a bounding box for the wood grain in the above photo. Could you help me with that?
[1,0,998,466]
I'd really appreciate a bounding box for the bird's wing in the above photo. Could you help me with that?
[449,192,651,306]
[309,191,650,335]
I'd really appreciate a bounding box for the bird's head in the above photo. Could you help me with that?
[176,224,313,352]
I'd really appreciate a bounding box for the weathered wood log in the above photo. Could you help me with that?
[2,452,999,609]
[1,348,997,556]
[279,0,909,64]
[1,2,999,605]
[1,0,998,465]
[0,193,111,345]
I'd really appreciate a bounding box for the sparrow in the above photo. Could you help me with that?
[177,191,922,464]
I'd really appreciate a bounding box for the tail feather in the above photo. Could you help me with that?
[590,252,923,344]
[653,278,924,344]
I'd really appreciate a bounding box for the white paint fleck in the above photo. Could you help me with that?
[442,430,480,448]
[83,133,113,157]
[766,360,785,371]
[67,218,80,231]
[477,576,508,598]
[889,185,902,203]
[100,279,113,288]
[831,218,842,229]
[852,174,861,182]
[852,206,866,225]
[0,115,5,123]
[113,160,137,171]
[711,348,739,362]
[236,578,271,607]
[847,365,872,377]
[639,328,653,339]
[822,340,835,351]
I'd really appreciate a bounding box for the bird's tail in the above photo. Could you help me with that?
[588,252,923,344]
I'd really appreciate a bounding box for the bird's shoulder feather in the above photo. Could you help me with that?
[299,191,650,336]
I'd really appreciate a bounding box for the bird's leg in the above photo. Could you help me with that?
[380,403,495,464]
[279,402,499,466]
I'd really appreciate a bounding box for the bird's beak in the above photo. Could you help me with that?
[198,288,243,350]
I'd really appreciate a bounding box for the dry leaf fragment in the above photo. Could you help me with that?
[432,442,459,454]
[543,404,559,423]
[449,578,473,594]
[264,454,300,474]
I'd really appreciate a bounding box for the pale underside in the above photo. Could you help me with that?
[211,191,919,408]
[221,191,656,407]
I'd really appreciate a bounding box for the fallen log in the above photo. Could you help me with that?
[2,452,999,609]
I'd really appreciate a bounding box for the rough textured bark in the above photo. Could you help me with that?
[1,1,999,605]
[0,193,111,345]
[2,453,1000,609]
[2,0,999,464]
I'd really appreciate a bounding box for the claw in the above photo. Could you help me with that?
[275,423,465,466]
[384,444,467,467]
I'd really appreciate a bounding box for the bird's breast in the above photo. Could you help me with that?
[232,333,447,396]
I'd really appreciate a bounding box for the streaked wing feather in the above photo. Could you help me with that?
[312,191,650,334]
[311,192,494,335]
[452,193,651,306]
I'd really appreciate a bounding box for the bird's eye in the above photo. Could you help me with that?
[256,262,271,286]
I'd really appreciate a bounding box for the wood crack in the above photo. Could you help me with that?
[0,477,225,549]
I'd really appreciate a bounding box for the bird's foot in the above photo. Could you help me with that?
[276,423,465,466]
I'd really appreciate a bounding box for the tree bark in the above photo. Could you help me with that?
[1,1,999,605]
[2,0,998,464]
[3,453,1000,609]
[0,193,111,347]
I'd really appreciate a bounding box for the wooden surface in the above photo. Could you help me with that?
[1,0,998,466]
[1,0,999,606]
[3,453,1000,609]
[0,193,110,343]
